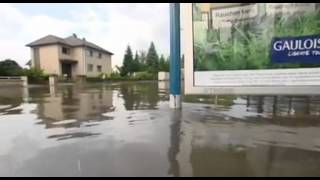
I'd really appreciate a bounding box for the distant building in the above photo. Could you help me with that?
[26,33,113,79]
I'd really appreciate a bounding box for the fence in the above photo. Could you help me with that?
[0,76,28,87]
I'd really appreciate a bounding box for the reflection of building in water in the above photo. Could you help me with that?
[175,102,320,176]
[77,87,113,121]
[37,85,114,129]
[184,94,320,118]
[183,94,237,107]
[245,96,320,117]
[41,93,64,122]
[172,95,320,176]
[187,121,320,176]
[158,81,169,91]
[158,81,170,101]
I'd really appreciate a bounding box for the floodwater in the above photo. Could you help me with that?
[1,81,320,177]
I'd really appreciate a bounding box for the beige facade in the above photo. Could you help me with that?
[36,45,60,75]
[27,34,113,79]
[85,48,112,77]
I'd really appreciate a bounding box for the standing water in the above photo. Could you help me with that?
[0,81,320,177]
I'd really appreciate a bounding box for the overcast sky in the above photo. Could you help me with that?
[0,3,170,68]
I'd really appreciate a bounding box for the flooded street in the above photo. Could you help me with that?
[1,81,320,176]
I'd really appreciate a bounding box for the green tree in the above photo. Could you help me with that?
[138,50,147,71]
[159,55,165,71]
[159,54,169,72]
[146,42,159,74]
[133,51,140,72]
[0,59,23,76]
[121,45,134,77]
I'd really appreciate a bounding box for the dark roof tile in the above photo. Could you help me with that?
[26,34,113,55]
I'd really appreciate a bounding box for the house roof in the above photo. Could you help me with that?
[26,34,113,55]
[26,60,31,66]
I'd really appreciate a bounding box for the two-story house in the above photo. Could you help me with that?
[26,33,113,79]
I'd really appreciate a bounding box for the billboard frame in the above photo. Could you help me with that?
[182,3,320,95]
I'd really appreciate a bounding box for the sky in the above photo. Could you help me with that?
[0,3,170,68]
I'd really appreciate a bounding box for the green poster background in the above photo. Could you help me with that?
[193,3,320,71]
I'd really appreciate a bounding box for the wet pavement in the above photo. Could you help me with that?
[0,81,320,176]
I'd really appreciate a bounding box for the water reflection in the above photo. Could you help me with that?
[37,85,114,130]
[184,94,320,119]
[0,81,320,176]
[244,96,320,117]
[0,87,26,115]
[119,82,167,110]
[180,111,320,176]
[47,132,101,141]
[0,85,115,141]
[167,110,181,177]
[175,94,320,176]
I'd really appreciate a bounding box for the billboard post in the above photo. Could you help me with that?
[169,3,182,109]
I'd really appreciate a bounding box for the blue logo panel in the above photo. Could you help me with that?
[270,35,320,64]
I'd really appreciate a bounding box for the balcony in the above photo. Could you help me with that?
[60,58,78,64]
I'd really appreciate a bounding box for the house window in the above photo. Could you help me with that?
[97,65,102,72]
[89,50,93,57]
[62,47,70,55]
[88,64,93,72]
[98,53,102,59]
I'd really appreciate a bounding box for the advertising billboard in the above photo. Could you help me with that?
[182,3,320,95]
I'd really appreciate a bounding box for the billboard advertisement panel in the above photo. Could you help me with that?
[183,3,320,94]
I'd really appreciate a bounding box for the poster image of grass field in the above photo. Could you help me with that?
[193,3,320,71]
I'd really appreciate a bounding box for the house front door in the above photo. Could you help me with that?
[61,63,72,79]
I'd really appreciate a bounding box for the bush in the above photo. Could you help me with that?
[132,71,156,80]
[22,68,48,84]
[109,71,122,80]
[98,71,123,81]
[94,71,156,81]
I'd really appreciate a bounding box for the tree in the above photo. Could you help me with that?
[133,51,140,72]
[165,57,170,72]
[138,50,147,71]
[159,55,165,71]
[159,54,169,72]
[121,45,134,77]
[0,59,23,76]
[146,42,159,74]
